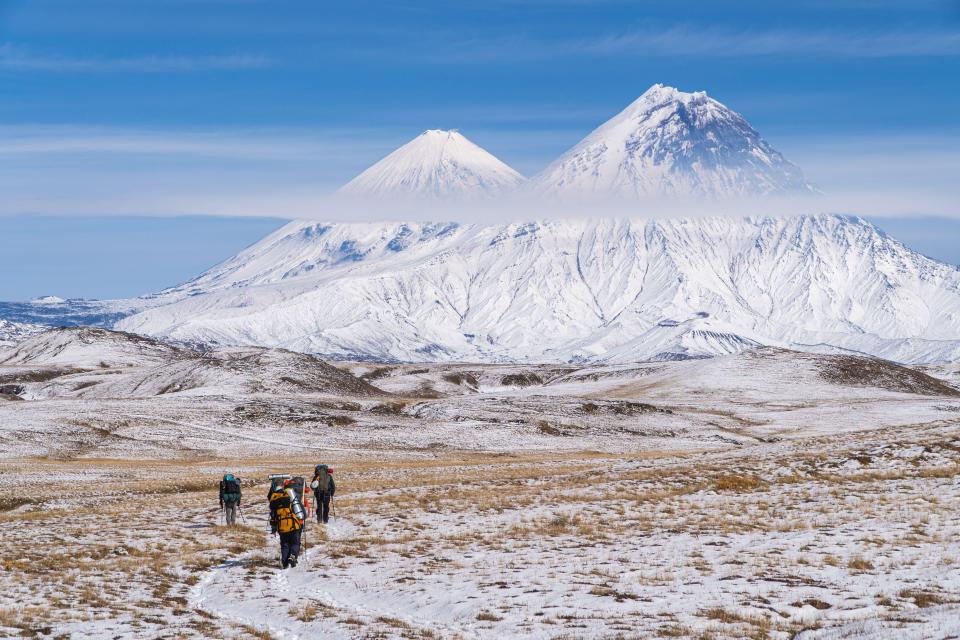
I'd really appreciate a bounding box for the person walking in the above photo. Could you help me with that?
[219,473,242,526]
[269,479,304,569]
[310,464,336,524]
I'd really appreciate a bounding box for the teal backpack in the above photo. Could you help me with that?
[221,474,242,504]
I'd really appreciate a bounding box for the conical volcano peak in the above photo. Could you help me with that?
[338,129,524,200]
[530,84,816,199]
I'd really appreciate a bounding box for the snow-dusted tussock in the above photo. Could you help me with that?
[338,129,524,200]
[530,84,815,199]
[116,214,960,365]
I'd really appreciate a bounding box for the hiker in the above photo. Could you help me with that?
[219,473,242,526]
[269,479,304,569]
[310,464,336,524]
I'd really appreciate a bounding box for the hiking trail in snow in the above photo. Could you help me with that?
[190,518,452,639]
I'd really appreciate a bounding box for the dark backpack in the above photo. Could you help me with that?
[221,474,242,503]
[313,465,331,494]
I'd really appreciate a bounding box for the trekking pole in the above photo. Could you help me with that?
[238,504,248,525]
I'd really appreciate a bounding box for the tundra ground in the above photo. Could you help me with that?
[1,420,958,639]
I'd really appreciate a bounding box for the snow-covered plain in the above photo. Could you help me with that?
[1,328,959,638]
[190,430,960,640]
[2,424,958,639]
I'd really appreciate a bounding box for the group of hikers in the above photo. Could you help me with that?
[217,463,337,569]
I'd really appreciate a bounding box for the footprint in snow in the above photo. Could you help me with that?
[272,567,290,591]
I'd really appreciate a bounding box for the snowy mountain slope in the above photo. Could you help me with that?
[0,319,45,348]
[529,84,815,199]
[338,129,524,200]
[115,214,960,365]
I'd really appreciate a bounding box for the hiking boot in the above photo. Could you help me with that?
[289,555,298,567]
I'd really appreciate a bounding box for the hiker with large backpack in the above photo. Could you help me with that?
[219,474,242,526]
[310,464,336,524]
[269,479,305,569]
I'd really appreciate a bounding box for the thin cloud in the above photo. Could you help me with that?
[0,126,389,161]
[0,125,577,180]
[367,25,960,63]
[0,126,957,220]
[0,43,270,72]
[583,26,960,58]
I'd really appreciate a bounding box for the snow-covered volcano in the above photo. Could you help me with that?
[530,84,815,199]
[116,214,960,365]
[338,129,524,200]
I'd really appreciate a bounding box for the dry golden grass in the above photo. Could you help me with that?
[700,607,775,639]
[899,589,949,608]
[0,605,48,632]
[291,603,320,622]
[712,474,768,493]
[657,623,692,637]
[238,623,275,639]
[848,556,875,571]
[475,611,503,621]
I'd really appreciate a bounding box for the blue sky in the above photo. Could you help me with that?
[0,0,958,298]
[0,215,285,300]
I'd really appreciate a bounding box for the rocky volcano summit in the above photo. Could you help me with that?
[531,83,815,199]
